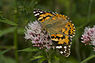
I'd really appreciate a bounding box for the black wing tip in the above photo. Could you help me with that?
[33,9,57,15]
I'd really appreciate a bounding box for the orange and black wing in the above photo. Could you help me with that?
[33,9,56,22]
[50,21,75,57]
[62,21,75,37]
[51,32,72,57]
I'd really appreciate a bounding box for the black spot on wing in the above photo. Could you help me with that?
[51,36,55,39]
[33,9,45,14]
[33,9,45,18]
[52,40,61,46]
[55,36,60,39]
[61,35,65,39]
[68,25,70,27]
[38,18,44,22]
[47,11,57,15]
[68,30,71,35]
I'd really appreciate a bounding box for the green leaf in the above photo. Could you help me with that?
[0,48,11,55]
[30,56,43,61]
[0,27,16,37]
[0,55,16,63]
[38,58,46,63]
[19,47,39,52]
[81,55,95,63]
[0,18,17,26]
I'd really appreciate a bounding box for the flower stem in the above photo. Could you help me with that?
[80,55,95,63]
[14,28,19,63]
[87,0,93,22]
[45,50,51,63]
[14,0,19,63]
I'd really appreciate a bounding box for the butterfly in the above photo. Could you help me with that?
[33,9,75,57]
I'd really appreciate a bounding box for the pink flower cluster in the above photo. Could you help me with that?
[81,26,95,46]
[24,21,52,49]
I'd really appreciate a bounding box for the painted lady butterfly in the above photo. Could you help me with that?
[33,9,75,57]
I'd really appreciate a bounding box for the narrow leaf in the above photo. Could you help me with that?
[30,56,43,61]
[0,48,11,55]
[81,55,95,63]
[19,47,39,52]
[0,27,16,37]
[0,18,17,26]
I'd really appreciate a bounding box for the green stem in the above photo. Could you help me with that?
[87,0,92,22]
[45,50,51,63]
[14,28,19,63]
[75,36,81,61]
[14,0,19,63]
[80,55,95,63]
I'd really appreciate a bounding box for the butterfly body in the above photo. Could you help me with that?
[33,9,75,57]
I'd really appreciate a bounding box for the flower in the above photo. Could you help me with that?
[24,21,52,49]
[81,26,95,46]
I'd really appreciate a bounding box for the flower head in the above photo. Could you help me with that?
[81,26,95,46]
[25,21,52,49]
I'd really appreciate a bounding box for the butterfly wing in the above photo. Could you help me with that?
[51,30,72,57]
[33,9,56,22]
[62,21,75,37]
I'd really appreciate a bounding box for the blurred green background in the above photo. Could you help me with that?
[0,0,95,63]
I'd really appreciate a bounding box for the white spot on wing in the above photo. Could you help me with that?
[64,51,66,53]
[60,51,63,54]
[68,45,71,47]
[33,11,36,13]
[64,46,67,49]
[40,11,43,13]
[56,46,62,49]
[34,13,39,16]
